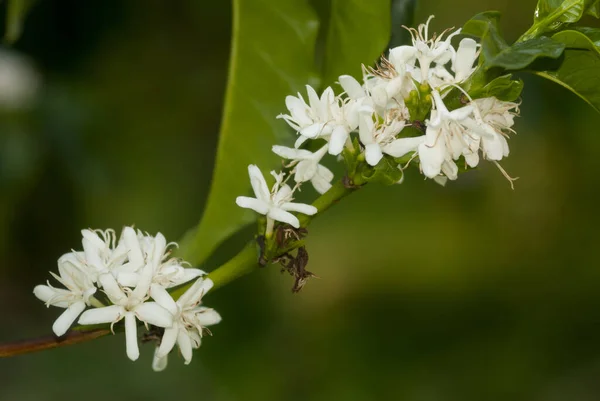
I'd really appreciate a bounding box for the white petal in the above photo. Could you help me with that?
[81,229,105,249]
[312,171,333,195]
[248,165,270,202]
[99,273,127,304]
[365,143,384,166]
[448,104,474,121]
[316,164,334,182]
[280,202,318,215]
[453,38,478,82]
[157,325,179,358]
[150,284,178,315]
[236,196,270,215]
[272,145,312,160]
[152,347,169,372]
[273,184,293,205]
[177,330,194,364]
[371,85,388,109]
[300,123,326,138]
[358,115,375,146]
[195,307,222,327]
[78,305,123,325]
[134,302,173,328]
[52,301,86,336]
[482,133,507,161]
[293,159,317,183]
[267,208,300,228]
[177,277,210,307]
[131,263,154,301]
[115,272,140,287]
[33,285,65,306]
[441,160,458,180]
[389,45,417,69]
[464,151,480,168]
[384,136,425,158]
[168,268,205,288]
[124,312,140,361]
[418,137,446,179]
[151,232,167,266]
[122,227,144,269]
[328,126,349,156]
[294,135,310,149]
[338,75,364,99]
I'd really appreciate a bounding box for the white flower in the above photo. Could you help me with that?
[277,85,336,144]
[236,165,317,230]
[33,254,97,336]
[278,85,359,154]
[470,96,518,161]
[405,15,461,83]
[78,265,173,361]
[272,144,334,194]
[357,113,409,166]
[410,90,479,178]
[151,277,221,371]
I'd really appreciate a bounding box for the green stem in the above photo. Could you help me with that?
[174,176,365,297]
[2,177,365,358]
[171,241,259,299]
[299,177,363,227]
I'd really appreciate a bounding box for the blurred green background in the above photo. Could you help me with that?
[2,0,600,400]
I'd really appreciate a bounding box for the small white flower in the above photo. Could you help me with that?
[277,85,337,143]
[236,165,317,230]
[33,255,97,336]
[405,15,461,83]
[357,114,408,166]
[77,264,173,361]
[151,277,221,371]
[272,144,334,194]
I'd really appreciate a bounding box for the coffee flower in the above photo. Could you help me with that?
[236,165,317,231]
[34,226,221,368]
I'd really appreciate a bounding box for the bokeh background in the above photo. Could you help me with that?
[1,0,600,400]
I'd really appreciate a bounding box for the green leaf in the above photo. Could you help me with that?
[522,0,599,40]
[4,0,35,44]
[553,28,600,54]
[485,36,565,70]
[468,74,524,102]
[322,0,391,85]
[359,155,403,185]
[462,11,508,62]
[178,0,319,266]
[587,0,600,17]
[463,12,565,71]
[388,0,418,48]
[535,29,600,113]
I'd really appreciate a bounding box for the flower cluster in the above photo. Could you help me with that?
[33,226,221,371]
[237,16,520,230]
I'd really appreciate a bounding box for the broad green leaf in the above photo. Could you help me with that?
[469,74,524,102]
[322,0,391,85]
[535,29,600,112]
[553,28,600,54]
[522,0,599,40]
[4,0,35,44]
[388,0,418,48]
[462,11,509,62]
[179,0,319,266]
[463,13,565,71]
[485,36,565,70]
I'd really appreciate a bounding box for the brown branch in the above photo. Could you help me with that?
[0,328,111,358]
